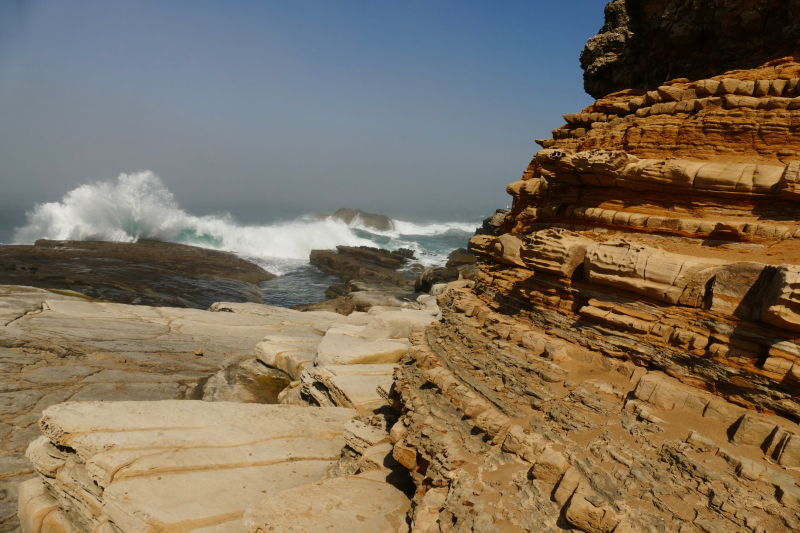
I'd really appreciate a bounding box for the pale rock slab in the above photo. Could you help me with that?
[343,419,391,453]
[358,310,438,341]
[103,460,334,533]
[299,364,396,414]
[243,473,410,533]
[38,401,355,459]
[24,402,360,533]
[315,331,408,366]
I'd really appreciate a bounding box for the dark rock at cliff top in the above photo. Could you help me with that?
[317,208,394,232]
[0,239,274,309]
[582,0,800,98]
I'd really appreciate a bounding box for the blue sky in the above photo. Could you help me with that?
[0,0,605,220]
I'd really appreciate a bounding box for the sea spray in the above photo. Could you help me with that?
[14,171,482,275]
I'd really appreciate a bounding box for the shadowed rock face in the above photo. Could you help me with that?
[582,0,800,98]
[0,240,274,309]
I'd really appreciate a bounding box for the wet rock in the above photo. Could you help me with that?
[0,240,274,309]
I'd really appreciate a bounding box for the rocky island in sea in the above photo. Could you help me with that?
[5,1,800,532]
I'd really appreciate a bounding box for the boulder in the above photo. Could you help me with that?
[309,248,409,287]
[711,262,775,319]
[327,208,395,232]
[761,264,800,332]
[446,248,478,268]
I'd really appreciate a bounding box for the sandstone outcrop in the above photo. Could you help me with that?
[380,5,800,533]
[0,240,274,309]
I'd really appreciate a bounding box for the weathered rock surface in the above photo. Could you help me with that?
[20,402,363,532]
[14,293,424,533]
[0,240,274,309]
[309,246,411,288]
[388,289,800,532]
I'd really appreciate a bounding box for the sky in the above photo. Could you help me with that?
[0,0,604,221]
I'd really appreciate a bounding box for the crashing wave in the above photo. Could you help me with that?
[14,171,480,274]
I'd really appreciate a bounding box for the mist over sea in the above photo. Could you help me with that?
[0,172,485,307]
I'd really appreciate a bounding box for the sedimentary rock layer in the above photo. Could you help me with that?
[388,286,800,532]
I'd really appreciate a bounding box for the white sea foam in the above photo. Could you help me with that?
[14,171,480,275]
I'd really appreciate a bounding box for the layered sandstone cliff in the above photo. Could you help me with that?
[384,6,800,533]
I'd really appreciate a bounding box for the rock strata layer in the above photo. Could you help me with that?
[382,7,800,533]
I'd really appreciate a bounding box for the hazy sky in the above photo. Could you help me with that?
[0,0,603,220]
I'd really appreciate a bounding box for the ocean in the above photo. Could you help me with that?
[1,172,484,307]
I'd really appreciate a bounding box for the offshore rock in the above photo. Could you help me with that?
[317,208,394,231]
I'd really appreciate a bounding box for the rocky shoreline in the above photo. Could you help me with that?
[8,1,800,532]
